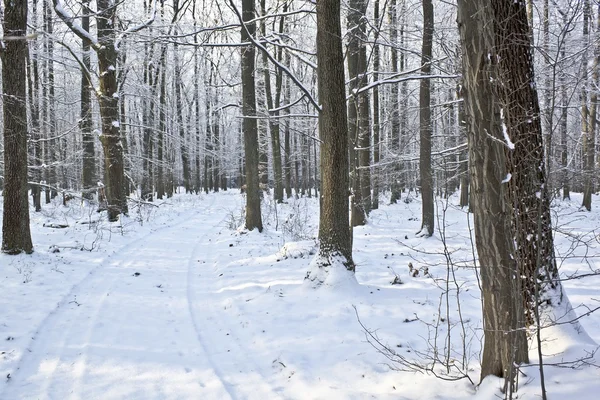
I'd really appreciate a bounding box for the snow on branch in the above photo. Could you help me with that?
[228,0,321,112]
[115,0,157,51]
[53,0,100,50]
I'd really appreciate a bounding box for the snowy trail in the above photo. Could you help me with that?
[1,195,281,400]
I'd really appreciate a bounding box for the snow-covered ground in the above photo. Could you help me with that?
[1,189,599,399]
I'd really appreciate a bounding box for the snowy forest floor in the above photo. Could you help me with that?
[0,189,599,400]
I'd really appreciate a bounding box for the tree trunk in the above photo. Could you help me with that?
[389,0,402,203]
[372,0,381,210]
[1,0,34,254]
[80,0,95,200]
[306,0,354,284]
[27,1,42,212]
[583,3,598,211]
[457,85,469,208]
[260,0,285,203]
[174,39,191,194]
[241,0,263,232]
[418,0,434,237]
[347,0,369,226]
[457,0,528,383]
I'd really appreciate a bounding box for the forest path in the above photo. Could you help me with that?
[1,193,283,400]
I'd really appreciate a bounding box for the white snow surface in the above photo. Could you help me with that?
[1,190,599,399]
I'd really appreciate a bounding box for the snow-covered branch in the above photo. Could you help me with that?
[53,0,100,50]
[228,0,321,112]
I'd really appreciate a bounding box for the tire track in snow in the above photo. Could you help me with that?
[2,196,222,399]
[185,202,283,400]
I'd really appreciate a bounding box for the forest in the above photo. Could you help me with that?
[0,0,599,399]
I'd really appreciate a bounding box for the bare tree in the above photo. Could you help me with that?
[306,0,354,285]
[52,0,149,220]
[1,0,34,254]
[418,0,434,237]
[239,0,263,231]
[457,0,528,386]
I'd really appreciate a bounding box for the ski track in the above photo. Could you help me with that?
[3,200,206,393]
[185,212,283,400]
[1,195,286,400]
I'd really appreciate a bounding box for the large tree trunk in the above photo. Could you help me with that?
[241,0,263,232]
[306,0,354,285]
[97,0,126,221]
[1,0,34,254]
[418,0,434,237]
[493,0,563,326]
[457,0,528,384]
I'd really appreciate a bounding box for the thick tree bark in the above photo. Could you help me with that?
[457,0,528,383]
[306,0,354,283]
[1,0,34,254]
[418,0,434,237]
[241,0,263,232]
[493,0,562,326]
[97,0,126,221]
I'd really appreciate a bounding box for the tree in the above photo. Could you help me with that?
[53,0,141,221]
[347,0,371,226]
[1,0,34,254]
[80,0,95,200]
[458,0,529,385]
[260,0,285,203]
[372,0,381,210]
[418,0,434,237]
[239,0,263,232]
[459,0,577,389]
[306,0,354,285]
[582,1,597,211]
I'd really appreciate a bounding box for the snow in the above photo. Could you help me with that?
[500,108,516,150]
[0,190,599,399]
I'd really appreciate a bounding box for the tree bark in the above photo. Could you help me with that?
[583,2,598,211]
[80,0,95,200]
[457,0,528,383]
[389,0,402,203]
[306,0,354,283]
[1,0,34,254]
[372,0,381,210]
[240,0,263,232]
[418,0,434,237]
